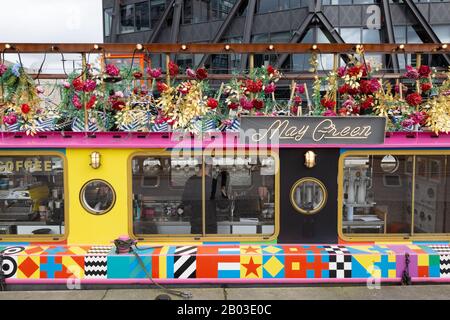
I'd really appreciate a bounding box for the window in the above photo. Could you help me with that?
[80,180,116,215]
[131,153,277,239]
[135,2,150,31]
[120,4,135,34]
[151,0,166,29]
[340,151,450,241]
[0,153,65,238]
[104,8,113,37]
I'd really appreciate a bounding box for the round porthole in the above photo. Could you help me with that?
[290,177,327,215]
[80,179,116,215]
[380,155,399,173]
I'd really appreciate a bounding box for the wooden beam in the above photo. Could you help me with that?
[0,43,448,54]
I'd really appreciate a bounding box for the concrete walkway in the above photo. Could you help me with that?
[0,285,450,300]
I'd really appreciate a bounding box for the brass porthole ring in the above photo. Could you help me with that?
[80,179,116,215]
[290,177,327,215]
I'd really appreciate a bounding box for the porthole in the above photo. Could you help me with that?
[80,179,116,215]
[290,177,327,215]
[380,155,399,173]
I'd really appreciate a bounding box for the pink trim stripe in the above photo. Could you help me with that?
[0,131,449,149]
[6,277,450,285]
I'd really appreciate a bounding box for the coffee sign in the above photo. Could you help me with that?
[239,116,386,145]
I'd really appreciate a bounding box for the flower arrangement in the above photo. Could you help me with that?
[2,48,450,135]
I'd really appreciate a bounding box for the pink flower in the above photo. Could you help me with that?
[337,66,346,77]
[0,64,7,76]
[114,91,124,98]
[83,79,96,92]
[3,114,17,125]
[146,67,162,79]
[401,118,415,128]
[323,109,337,116]
[36,86,44,94]
[239,97,253,110]
[106,64,120,77]
[404,65,419,80]
[264,83,276,94]
[62,81,71,89]
[72,94,82,110]
[186,68,196,79]
[296,83,305,94]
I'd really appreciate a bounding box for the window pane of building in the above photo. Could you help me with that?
[0,155,65,236]
[120,4,135,34]
[135,2,150,31]
[151,0,166,29]
[342,155,413,236]
[413,156,450,234]
[433,25,450,43]
[104,8,113,37]
[132,155,203,235]
[204,156,276,236]
[339,28,361,43]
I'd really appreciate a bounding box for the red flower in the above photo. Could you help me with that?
[291,105,298,115]
[83,79,96,92]
[245,79,263,93]
[106,64,120,77]
[72,77,84,91]
[86,95,96,109]
[293,96,302,106]
[156,82,169,93]
[112,100,125,111]
[296,83,305,94]
[338,84,350,95]
[421,82,433,92]
[406,92,422,107]
[418,65,431,78]
[228,102,238,110]
[267,65,275,75]
[347,65,362,77]
[196,68,208,80]
[21,103,31,114]
[168,61,179,77]
[251,99,264,110]
[361,97,374,110]
[207,98,218,109]
[320,98,336,110]
[133,71,143,79]
[338,107,348,116]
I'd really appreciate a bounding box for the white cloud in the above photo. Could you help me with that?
[0,0,103,71]
[0,0,103,43]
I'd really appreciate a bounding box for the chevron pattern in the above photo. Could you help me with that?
[440,255,450,278]
[84,256,107,279]
[174,246,197,279]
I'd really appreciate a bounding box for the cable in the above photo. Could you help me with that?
[113,238,193,299]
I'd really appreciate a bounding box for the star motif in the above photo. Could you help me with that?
[243,246,260,254]
[242,257,261,277]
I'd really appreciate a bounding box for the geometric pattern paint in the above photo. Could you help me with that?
[1,243,450,282]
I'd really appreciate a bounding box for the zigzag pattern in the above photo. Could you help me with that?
[87,246,112,255]
[440,255,450,278]
[84,256,107,279]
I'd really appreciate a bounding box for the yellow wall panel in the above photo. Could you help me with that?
[67,148,133,245]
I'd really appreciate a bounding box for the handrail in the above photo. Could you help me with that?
[0,43,449,54]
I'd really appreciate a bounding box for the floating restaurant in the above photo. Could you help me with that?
[0,43,450,287]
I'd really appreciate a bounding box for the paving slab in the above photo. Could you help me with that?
[0,285,449,300]
[103,288,225,300]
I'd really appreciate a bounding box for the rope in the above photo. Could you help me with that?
[401,252,412,285]
[113,238,193,299]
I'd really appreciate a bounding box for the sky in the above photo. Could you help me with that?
[0,0,103,72]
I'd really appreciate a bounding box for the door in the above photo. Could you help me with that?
[278,148,339,243]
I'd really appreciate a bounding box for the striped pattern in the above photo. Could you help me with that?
[84,256,107,279]
[35,118,58,132]
[152,121,169,132]
[173,246,197,279]
[71,113,109,132]
[218,247,240,278]
[440,255,450,278]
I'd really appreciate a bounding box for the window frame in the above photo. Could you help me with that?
[128,149,280,242]
[0,150,68,242]
[338,149,450,242]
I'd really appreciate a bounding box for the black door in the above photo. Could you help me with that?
[278,148,339,244]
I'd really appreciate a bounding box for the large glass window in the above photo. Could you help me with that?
[135,2,150,31]
[120,4,135,34]
[341,152,450,240]
[151,0,166,29]
[131,153,276,238]
[0,154,65,237]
